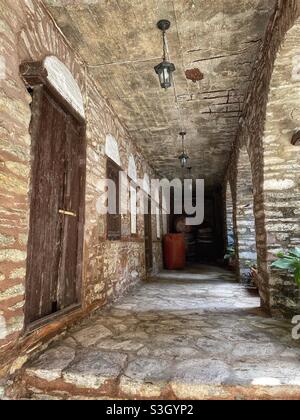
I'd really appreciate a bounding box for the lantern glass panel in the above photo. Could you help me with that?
[155,61,175,89]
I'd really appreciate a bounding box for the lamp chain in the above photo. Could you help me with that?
[162,30,167,61]
[182,134,185,153]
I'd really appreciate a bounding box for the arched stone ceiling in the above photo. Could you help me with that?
[44,0,276,186]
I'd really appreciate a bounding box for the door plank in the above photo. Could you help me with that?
[25,88,66,324]
[58,117,82,309]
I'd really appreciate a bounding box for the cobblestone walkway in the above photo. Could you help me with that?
[16,266,300,400]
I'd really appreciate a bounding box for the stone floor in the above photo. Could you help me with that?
[15,266,300,400]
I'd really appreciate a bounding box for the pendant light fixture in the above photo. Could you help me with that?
[154,20,176,89]
[178,131,189,168]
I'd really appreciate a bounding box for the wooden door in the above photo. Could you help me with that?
[25,85,86,328]
[144,197,153,272]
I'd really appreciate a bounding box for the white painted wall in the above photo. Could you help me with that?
[128,154,137,183]
[105,134,121,166]
[143,174,150,196]
[44,56,85,118]
[0,315,7,340]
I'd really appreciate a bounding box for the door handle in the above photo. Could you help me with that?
[59,209,77,218]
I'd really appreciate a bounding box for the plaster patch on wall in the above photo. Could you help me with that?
[264,179,296,191]
[292,55,300,81]
[105,134,121,166]
[0,56,6,80]
[131,270,139,279]
[0,315,7,340]
[23,0,35,12]
[44,56,85,118]
[128,155,137,182]
[143,174,150,195]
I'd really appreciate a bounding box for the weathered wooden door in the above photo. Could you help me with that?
[25,85,86,328]
[144,197,153,272]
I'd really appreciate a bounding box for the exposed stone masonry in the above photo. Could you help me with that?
[225,183,234,246]
[263,17,300,316]
[236,147,257,281]
[0,0,163,378]
[1,0,300,400]
[226,0,300,316]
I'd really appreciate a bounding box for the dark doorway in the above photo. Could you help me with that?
[23,73,86,330]
[144,197,153,272]
[170,187,225,266]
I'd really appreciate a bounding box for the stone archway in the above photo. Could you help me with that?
[263,18,300,317]
[236,147,258,284]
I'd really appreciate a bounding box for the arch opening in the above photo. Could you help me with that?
[236,146,258,286]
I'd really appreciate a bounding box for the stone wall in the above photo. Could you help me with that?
[236,147,257,281]
[263,16,300,317]
[225,183,234,248]
[226,0,300,316]
[0,0,162,376]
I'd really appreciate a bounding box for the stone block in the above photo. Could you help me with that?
[27,346,76,382]
[119,357,172,398]
[63,350,127,389]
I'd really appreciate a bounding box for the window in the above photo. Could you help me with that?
[107,158,121,240]
[128,155,138,236]
[130,185,137,235]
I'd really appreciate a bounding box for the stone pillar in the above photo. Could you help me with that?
[236,147,257,282]
[263,18,300,317]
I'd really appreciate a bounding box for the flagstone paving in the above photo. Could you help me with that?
[14,266,300,400]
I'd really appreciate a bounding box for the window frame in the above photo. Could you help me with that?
[129,180,138,237]
[106,157,122,241]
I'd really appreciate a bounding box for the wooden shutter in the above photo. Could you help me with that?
[107,159,121,240]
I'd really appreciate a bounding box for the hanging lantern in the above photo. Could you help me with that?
[154,61,176,89]
[154,20,176,90]
[178,131,189,168]
[178,152,189,168]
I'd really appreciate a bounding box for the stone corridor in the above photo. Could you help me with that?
[12,267,300,400]
[1,0,300,402]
